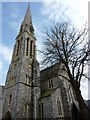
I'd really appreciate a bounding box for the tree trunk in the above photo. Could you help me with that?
[73,84,89,120]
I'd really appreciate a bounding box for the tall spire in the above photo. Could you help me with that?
[23,3,32,25]
[19,3,34,34]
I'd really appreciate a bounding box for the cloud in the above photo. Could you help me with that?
[0,44,13,85]
[9,7,23,32]
[41,0,66,22]
[8,3,23,32]
[41,0,89,27]
[0,44,13,62]
[9,20,22,32]
[10,7,19,19]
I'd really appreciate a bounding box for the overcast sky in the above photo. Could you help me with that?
[0,0,90,100]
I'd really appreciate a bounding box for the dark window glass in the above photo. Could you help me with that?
[16,40,20,56]
[57,98,62,116]
[30,41,33,58]
[26,38,29,56]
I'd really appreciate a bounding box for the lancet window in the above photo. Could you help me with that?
[30,41,33,58]
[57,98,62,116]
[48,79,53,88]
[26,38,29,56]
[9,94,12,105]
[25,74,31,85]
[16,40,20,56]
[25,104,30,118]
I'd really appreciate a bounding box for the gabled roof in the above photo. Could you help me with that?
[40,62,61,81]
[40,88,58,99]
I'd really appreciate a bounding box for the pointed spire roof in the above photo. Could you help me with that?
[19,3,34,34]
[23,3,32,25]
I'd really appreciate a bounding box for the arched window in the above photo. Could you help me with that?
[34,45,36,58]
[48,79,53,88]
[20,37,23,50]
[26,38,29,56]
[57,98,62,116]
[9,94,12,105]
[30,41,33,58]
[25,104,30,118]
[16,40,20,56]
[25,74,31,85]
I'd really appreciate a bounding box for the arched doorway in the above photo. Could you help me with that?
[2,111,11,120]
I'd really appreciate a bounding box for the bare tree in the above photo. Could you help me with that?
[41,22,90,119]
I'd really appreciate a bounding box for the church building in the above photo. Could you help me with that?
[2,3,77,120]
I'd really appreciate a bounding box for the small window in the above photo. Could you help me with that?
[25,104,30,118]
[25,75,31,85]
[57,98,62,116]
[28,76,31,84]
[48,79,53,88]
[9,94,12,104]
[20,37,23,50]
[48,80,51,88]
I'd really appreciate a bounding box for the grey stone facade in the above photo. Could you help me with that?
[1,3,77,120]
[2,4,40,119]
[0,86,4,120]
[40,62,76,119]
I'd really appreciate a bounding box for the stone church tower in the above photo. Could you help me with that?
[2,3,40,119]
[2,3,79,120]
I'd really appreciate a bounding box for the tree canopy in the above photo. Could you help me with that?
[41,22,90,88]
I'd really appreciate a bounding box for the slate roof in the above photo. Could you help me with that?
[40,62,61,81]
